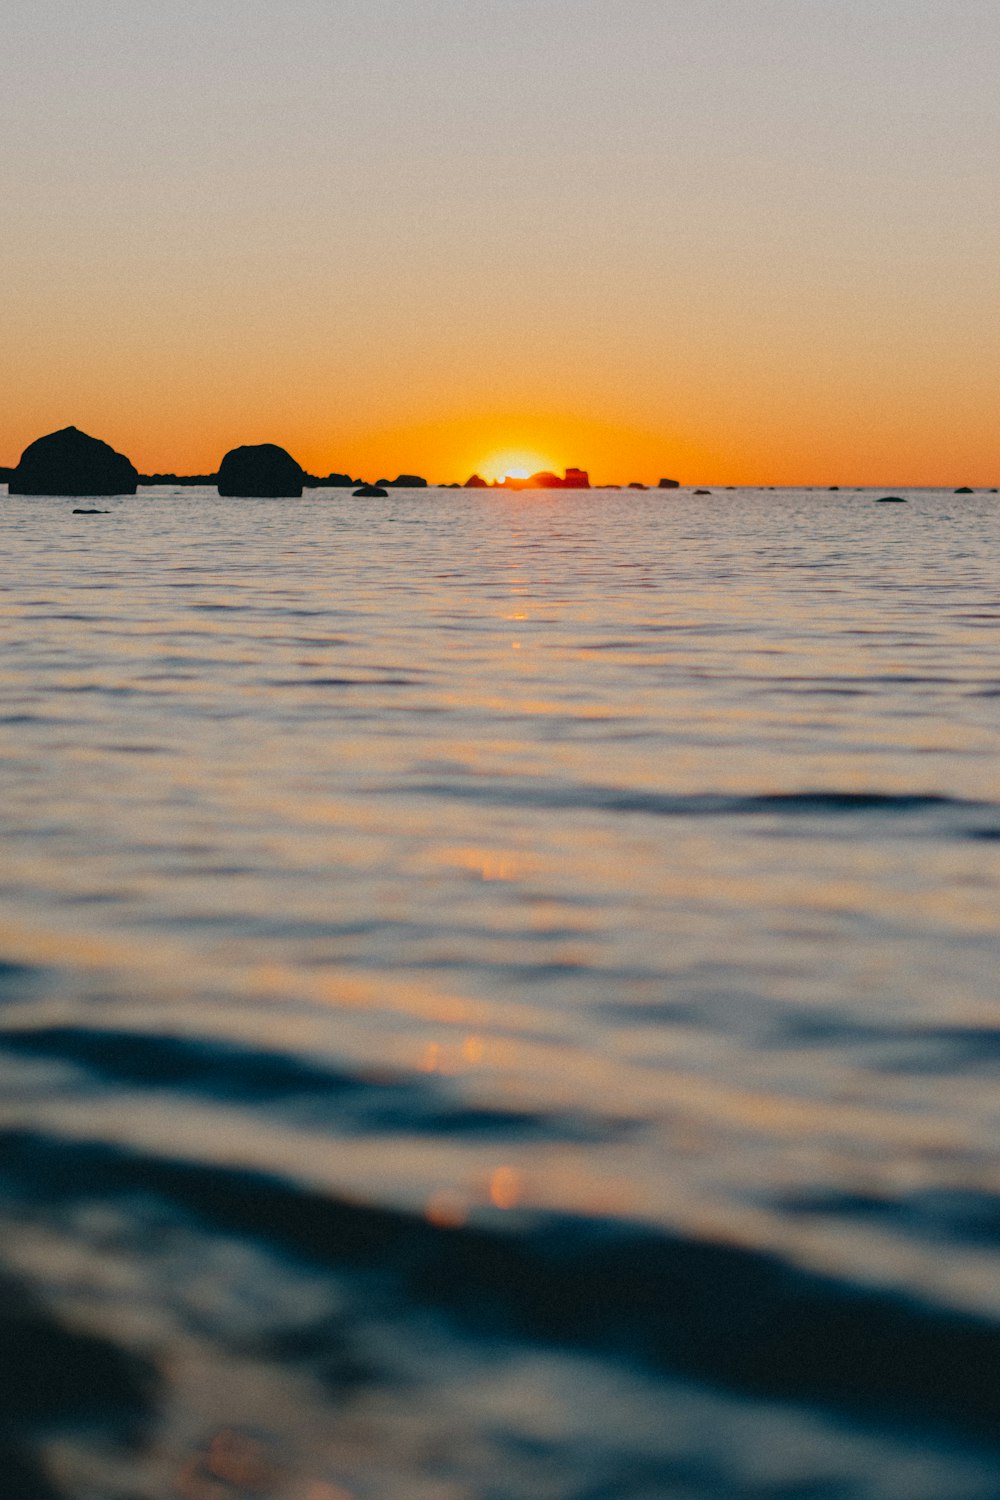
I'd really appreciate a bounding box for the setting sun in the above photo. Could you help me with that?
[478,451,557,485]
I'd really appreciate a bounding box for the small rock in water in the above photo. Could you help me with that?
[954,486,974,494]
[353,484,388,497]
[876,495,907,503]
[71,507,109,514]
[694,489,712,496]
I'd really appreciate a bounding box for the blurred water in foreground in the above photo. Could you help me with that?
[1,485,999,1499]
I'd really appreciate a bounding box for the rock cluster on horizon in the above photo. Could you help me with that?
[9,426,138,495]
[217,444,303,497]
[504,468,591,490]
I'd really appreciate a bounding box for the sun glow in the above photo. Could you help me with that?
[480,451,555,485]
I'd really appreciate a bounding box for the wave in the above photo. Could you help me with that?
[0,1026,615,1142]
[0,1265,157,1500]
[4,1127,1000,1448]
[395,776,993,824]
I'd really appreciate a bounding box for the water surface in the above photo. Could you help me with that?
[2,485,999,1498]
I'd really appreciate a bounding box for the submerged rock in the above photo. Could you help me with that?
[694,489,712,495]
[217,444,303,498]
[955,487,974,494]
[876,495,907,503]
[9,426,138,496]
[353,484,388,497]
[71,507,109,514]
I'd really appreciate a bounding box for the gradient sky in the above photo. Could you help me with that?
[2,0,999,484]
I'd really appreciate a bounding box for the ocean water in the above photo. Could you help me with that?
[1,484,999,1499]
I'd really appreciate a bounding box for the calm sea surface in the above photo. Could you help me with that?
[1,486,999,1499]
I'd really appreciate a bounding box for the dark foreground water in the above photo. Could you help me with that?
[1,485,999,1499]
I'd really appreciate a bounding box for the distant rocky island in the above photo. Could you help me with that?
[464,468,591,490]
[0,424,759,497]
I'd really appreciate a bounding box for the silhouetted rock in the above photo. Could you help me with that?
[71,508,109,514]
[217,444,303,498]
[828,485,840,491]
[301,472,354,487]
[627,482,647,490]
[876,496,907,503]
[464,474,488,488]
[694,489,712,495]
[138,473,217,486]
[505,468,591,490]
[354,484,388,497]
[384,474,428,488]
[10,426,138,496]
[955,486,974,494]
[658,477,680,489]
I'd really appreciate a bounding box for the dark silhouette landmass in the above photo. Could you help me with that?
[302,472,357,488]
[9,427,138,496]
[658,477,680,489]
[217,444,303,498]
[139,473,217,486]
[502,468,591,490]
[464,474,489,488]
[354,483,388,497]
[375,474,428,488]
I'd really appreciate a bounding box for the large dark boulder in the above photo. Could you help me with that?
[354,484,388,497]
[464,474,488,488]
[9,427,138,496]
[217,444,303,497]
[658,477,680,489]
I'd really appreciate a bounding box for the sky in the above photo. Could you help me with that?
[2,0,999,485]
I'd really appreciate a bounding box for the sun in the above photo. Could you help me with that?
[480,450,555,485]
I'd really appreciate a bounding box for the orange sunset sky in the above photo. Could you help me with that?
[3,1,999,486]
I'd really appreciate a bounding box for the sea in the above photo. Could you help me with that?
[1,484,998,1500]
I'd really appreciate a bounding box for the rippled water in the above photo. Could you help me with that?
[2,485,999,1498]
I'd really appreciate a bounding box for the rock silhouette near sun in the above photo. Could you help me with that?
[217,444,304,497]
[9,426,138,495]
